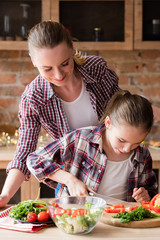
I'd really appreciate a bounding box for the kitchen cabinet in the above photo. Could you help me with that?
[0,0,51,50]
[134,0,160,49]
[0,0,133,50]
[0,0,159,51]
[51,0,134,50]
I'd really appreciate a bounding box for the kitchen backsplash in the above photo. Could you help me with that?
[0,49,160,141]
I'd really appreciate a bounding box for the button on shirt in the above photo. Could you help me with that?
[27,125,158,202]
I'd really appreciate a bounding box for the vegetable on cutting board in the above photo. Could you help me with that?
[113,206,160,223]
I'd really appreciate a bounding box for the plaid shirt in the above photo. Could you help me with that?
[27,125,158,202]
[7,55,119,179]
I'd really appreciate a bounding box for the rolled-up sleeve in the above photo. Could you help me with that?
[27,140,64,189]
[6,95,41,180]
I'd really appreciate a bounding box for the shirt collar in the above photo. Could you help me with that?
[86,124,104,153]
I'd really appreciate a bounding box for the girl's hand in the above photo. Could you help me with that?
[66,175,89,196]
[132,187,151,202]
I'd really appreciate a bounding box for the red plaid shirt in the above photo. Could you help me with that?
[27,125,158,202]
[7,55,119,179]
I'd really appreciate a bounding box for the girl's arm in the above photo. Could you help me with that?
[49,169,89,196]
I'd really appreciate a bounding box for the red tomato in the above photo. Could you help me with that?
[27,212,37,222]
[37,211,50,222]
[53,208,67,217]
[141,201,151,210]
[125,206,138,212]
[112,204,124,208]
[51,202,61,208]
[150,194,160,213]
[66,209,71,216]
[105,207,125,213]
[72,209,87,218]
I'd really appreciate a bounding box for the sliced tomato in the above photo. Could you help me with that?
[51,202,62,208]
[34,204,46,208]
[150,193,160,213]
[53,208,67,217]
[125,206,138,212]
[72,208,87,218]
[112,204,124,208]
[66,209,71,216]
[141,201,151,210]
[105,208,125,213]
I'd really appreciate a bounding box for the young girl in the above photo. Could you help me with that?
[27,90,158,202]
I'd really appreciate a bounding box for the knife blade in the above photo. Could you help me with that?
[89,191,137,207]
[64,186,137,207]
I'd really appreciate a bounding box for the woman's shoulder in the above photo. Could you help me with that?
[21,75,53,104]
[84,55,106,68]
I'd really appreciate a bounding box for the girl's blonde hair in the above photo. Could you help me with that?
[99,90,153,132]
[28,21,86,66]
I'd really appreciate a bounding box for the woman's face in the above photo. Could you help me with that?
[105,117,148,155]
[31,42,75,87]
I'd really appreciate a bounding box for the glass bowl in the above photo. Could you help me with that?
[46,196,106,234]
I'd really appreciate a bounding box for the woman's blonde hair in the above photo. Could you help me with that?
[28,21,86,66]
[99,90,153,133]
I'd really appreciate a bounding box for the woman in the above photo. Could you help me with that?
[0,21,119,207]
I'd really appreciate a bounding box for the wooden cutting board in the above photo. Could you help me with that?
[100,212,160,228]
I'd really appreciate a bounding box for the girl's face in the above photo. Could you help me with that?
[31,42,75,87]
[105,116,148,155]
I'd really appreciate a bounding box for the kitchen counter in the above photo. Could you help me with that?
[0,204,159,240]
[0,217,160,240]
[0,145,160,201]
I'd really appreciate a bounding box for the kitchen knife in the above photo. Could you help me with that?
[64,186,137,207]
[89,191,137,207]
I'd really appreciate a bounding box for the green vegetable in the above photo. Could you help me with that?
[113,206,160,223]
[9,188,46,221]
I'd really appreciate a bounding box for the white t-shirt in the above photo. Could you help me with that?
[97,153,134,200]
[62,81,98,130]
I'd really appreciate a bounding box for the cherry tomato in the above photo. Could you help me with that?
[27,212,37,222]
[37,211,50,222]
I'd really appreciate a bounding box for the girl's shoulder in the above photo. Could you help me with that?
[136,144,152,161]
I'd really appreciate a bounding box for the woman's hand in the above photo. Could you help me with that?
[0,194,10,208]
[132,187,151,202]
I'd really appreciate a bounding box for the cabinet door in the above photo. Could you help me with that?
[134,0,160,49]
[0,0,51,50]
[50,0,133,50]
